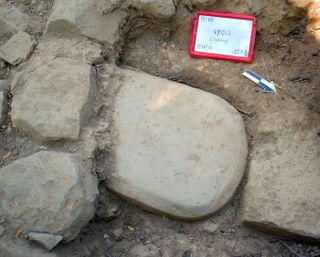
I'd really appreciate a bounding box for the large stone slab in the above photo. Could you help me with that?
[46,0,127,45]
[0,31,36,65]
[242,105,320,241]
[11,58,93,140]
[106,69,248,219]
[0,151,98,249]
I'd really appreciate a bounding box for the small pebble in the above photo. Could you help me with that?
[202,221,218,234]
[110,228,123,241]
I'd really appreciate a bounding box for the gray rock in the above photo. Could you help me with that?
[0,6,30,31]
[0,91,7,125]
[27,232,63,251]
[11,58,93,140]
[46,0,127,45]
[134,0,176,18]
[0,151,98,244]
[242,104,320,241]
[202,221,219,234]
[106,69,248,220]
[0,31,37,65]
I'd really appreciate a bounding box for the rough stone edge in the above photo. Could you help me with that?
[242,220,320,244]
[27,232,63,251]
[79,66,98,133]
[93,64,123,182]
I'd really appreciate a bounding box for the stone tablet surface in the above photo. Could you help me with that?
[107,69,248,219]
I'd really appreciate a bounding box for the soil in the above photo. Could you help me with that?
[0,0,320,257]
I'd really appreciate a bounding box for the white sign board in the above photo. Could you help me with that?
[194,15,253,58]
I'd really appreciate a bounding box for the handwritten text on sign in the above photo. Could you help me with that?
[195,15,253,57]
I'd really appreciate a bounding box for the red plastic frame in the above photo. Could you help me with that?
[189,11,257,63]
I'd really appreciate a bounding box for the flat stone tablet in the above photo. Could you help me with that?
[107,69,248,219]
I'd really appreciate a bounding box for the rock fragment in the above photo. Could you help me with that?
[106,69,248,219]
[0,151,98,246]
[202,221,219,234]
[0,31,36,65]
[46,0,127,45]
[242,105,320,242]
[11,58,93,140]
[27,232,63,251]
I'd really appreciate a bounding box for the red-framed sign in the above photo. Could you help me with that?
[189,11,257,63]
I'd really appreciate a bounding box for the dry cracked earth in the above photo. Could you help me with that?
[0,0,319,257]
